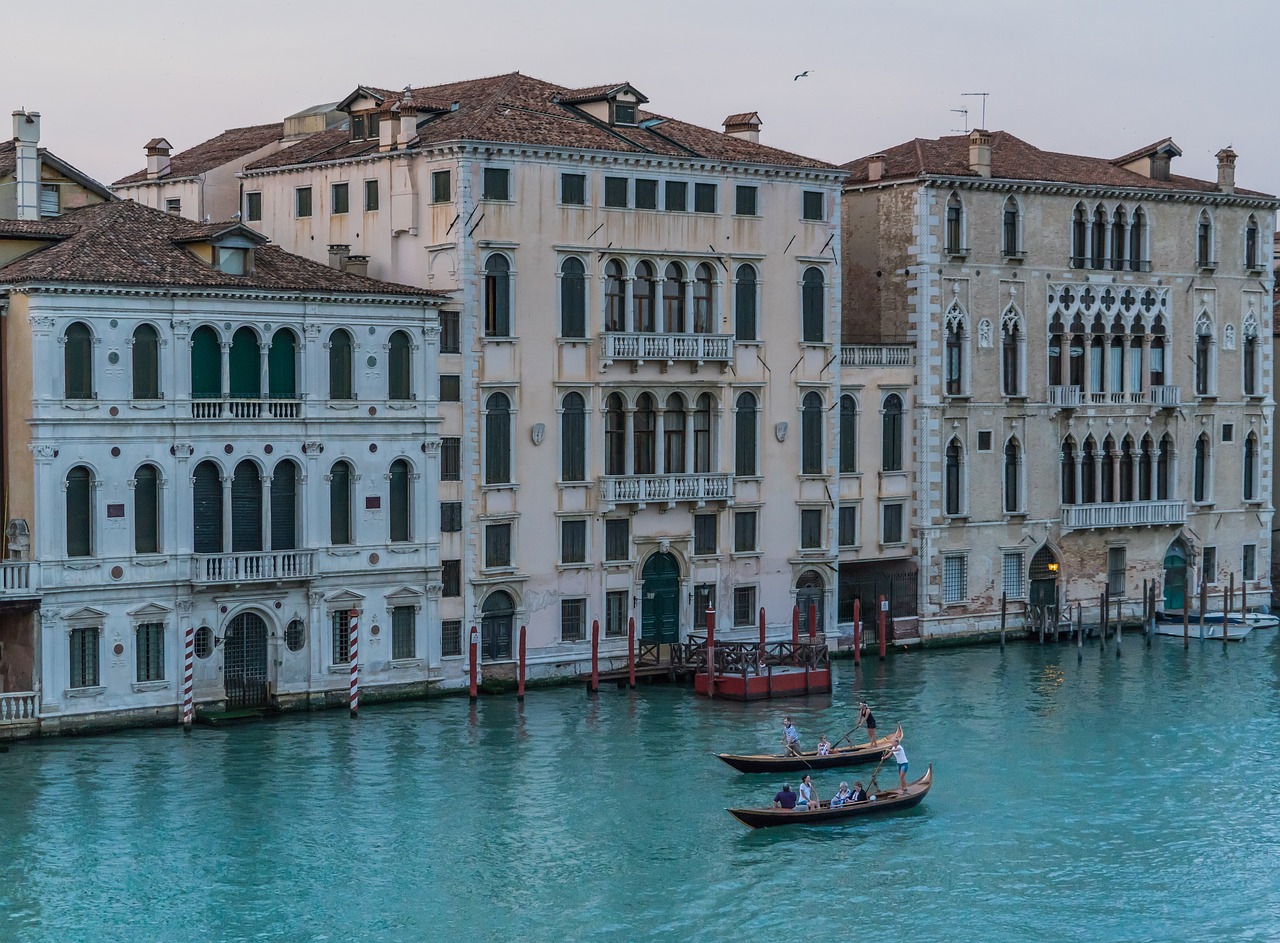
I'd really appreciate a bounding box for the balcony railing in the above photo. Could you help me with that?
[0,691,37,724]
[600,474,733,508]
[1048,385,1082,408]
[193,550,314,584]
[1061,500,1186,530]
[1049,386,1180,408]
[841,345,913,367]
[599,332,733,366]
[191,398,303,420]
[0,562,34,595]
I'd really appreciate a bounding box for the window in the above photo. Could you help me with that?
[735,391,758,476]
[1071,203,1087,267]
[484,392,512,484]
[606,591,629,638]
[694,584,716,623]
[136,622,164,682]
[132,324,160,400]
[604,518,629,561]
[331,610,351,665]
[881,394,904,472]
[134,464,160,554]
[1222,423,1234,443]
[329,461,352,544]
[215,246,248,275]
[560,173,586,205]
[839,394,857,474]
[561,518,587,564]
[389,459,411,542]
[388,330,412,400]
[800,508,823,549]
[945,438,963,515]
[734,510,758,552]
[70,626,100,688]
[351,114,366,140]
[1003,438,1022,513]
[432,170,451,203]
[736,186,758,216]
[1195,316,1213,396]
[440,310,460,353]
[283,620,305,653]
[977,430,993,452]
[1107,547,1127,597]
[192,461,222,553]
[165,197,181,215]
[801,391,823,474]
[484,255,511,337]
[604,176,629,208]
[442,560,461,597]
[612,102,637,125]
[694,183,717,213]
[943,554,967,603]
[694,513,717,556]
[1244,433,1258,501]
[64,322,93,399]
[633,393,656,475]
[295,187,312,218]
[838,505,858,548]
[635,178,658,210]
[1110,207,1126,270]
[364,179,379,212]
[1246,216,1260,269]
[1002,551,1025,600]
[40,183,60,217]
[883,502,904,544]
[331,182,349,214]
[665,180,688,212]
[328,329,353,400]
[1197,210,1213,266]
[733,586,757,627]
[439,374,461,402]
[440,501,462,532]
[441,619,463,657]
[391,606,415,661]
[1129,207,1147,269]
[484,522,512,570]
[945,310,965,395]
[634,262,656,332]
[1244,544,1257,582]
[604,260,626,333]
[1090,205,1106,269]
[1001,310,1022,396]
[441,438,461,481]
[605,393,626,475]
[735,264,758,341]
[1002,197,1020,255]
[945,192,963,254]
[66,466,92,557]
[1202,546,1217,585]
[561,391,586,482]
[802,190,824,221]
[1244,319,1259,396]
[1193,434,1210,503]
[482,168,510,201]
[693,263,714,333]
[801,267,825,342]
[246,191,262,221]
[560,257,586,338]
[561,599,587,642]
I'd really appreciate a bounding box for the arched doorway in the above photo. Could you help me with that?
[1163,539,1189,612]
[1028,545,1059,631]
[481,591,514,661]
[223,611,269,708]
[796,570,825,635]
[641,552,681,644]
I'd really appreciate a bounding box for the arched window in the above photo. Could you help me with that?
[1004,438,1021,513]
[1001,307,1022,396]
[1157,434,1173,501]
[65,465,92,557]
[1246,215,1260,269]
[561,392,586,482]
[1193,434,1210,503]
[801,391,823,475]
[1244,433,1258,501]
[1060,439,1077,505]
[1110,206,1126,270]
[484,254,511,337]
[328,329,353,400]
[1002,197,1020,256]
[1149,333,1166,387]
[881,393,903,472]
[271,459,298,551]
[633,393,656,475]
[484,392,511,484]
[944,306,965,396]
[132,324,160,400]
[63,322,93,399]
[389,458,411,542]
[229,327,260,399]
[329,460,353,544]
[1119,437,1135,502]
[231,459,263,553]
[1069,331,1086,387]
[693,393,713,473]
[1089,333,1105,393]
[1195,313,1213,396]
[1197,210,1213,267]
[1139,435,1154,501]
[1100,437,1116,503]
[190,325,221,399]
[801,267,825,343]
[1081,437,1097,504]
[134,463,160,554]
[481,591,514,661]
[1109,333,1124,393]
[735,391,758,477]
[634,261,657,333]
[944,438,963,515]
[1071,203,1087,267]
[664,394,687,474]
[1048,318,1064,386]
[560,257,586,338]
[693,263,714,333]
[604,260,626,332]
[1090,204,1106,269]
[192,461,223,554]
[1128,206,1146,270]
[268,328,297,400]
[388,330,412,400]
[735,264,758,341]
[945,192,964,254]
[839,394,857,474]
[1243,316,1259,396]
[663,262,686,333]
[605,393,626,475]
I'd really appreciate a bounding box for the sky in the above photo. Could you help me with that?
[5,0,1278,196]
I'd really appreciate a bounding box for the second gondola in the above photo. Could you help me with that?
[715,723,902,774]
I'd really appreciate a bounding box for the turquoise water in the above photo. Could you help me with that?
[3,632,1280,942]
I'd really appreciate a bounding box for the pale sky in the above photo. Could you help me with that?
[6,0,1277,198]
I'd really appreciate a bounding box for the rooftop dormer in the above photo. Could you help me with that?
[1112,138,1183,182]
[174,222,269,276]
[556,83,649,126]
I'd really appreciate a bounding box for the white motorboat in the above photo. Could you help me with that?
[1153,613,1254,641]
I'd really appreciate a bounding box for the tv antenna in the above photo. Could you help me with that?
[950,108,969,133]
[962,92,990,129]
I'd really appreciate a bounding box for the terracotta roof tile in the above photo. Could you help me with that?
[113,123,285,186]
[723,112,761,127]
[0,141,14,179]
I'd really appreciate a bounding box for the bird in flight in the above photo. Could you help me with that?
[794,70,810,81]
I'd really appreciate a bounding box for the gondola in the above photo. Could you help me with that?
[727,765,932,829]
[715,723,902,774]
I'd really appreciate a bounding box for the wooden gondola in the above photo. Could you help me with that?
[715,723,902,774]
[727,765,932,829]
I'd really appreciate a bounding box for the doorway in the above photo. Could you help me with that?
[1163,540,1188,611]
[223,611,270,709]
[641,552,681,644]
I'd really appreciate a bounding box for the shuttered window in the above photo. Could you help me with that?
[268,329,297,399]
[801,267,825,342]
[389,459,410,542]
[694,183,717,213]
[134,464,160,554]
[839,395,858,473]
[801,392,823,474]
[693,514,717,556]
[485,393,511,484]
[63,322,93,399]
[734,510,757,553]
[331,182,349,215]
[735,392,757,476]
[735,264,757,341]
[271,460,297,551]
[190,326,222,399]
[665,181,687,212]
[802,190,825,221]
[484,256,511,337]
[295,187,312,217]
[561,392,586,482]
[192,461,222,553]
[635,179,658,209]
[440,501,462,532]
[604,177,629,208]
[66,466,92,557]
[330,462,352,545]
[439,311,460,353]
[482,168,509,201]
[328,330,353,400]
[231,460,262,552]
[364,180,379,212]
[735,186,758,216]
[388,330,412,400]
[560,258,586,338]
[800,509,823,549]
[604,519,629,561]
[560,173,586,205]
[561,519,586,564]
[132,325,160,399]
[485,522,512,569]
[442,560,461,597]
[432,170,451,203]
[229,328,260,398]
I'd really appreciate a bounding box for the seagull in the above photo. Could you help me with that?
[794,71,810,81]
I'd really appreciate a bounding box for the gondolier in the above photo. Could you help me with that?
[858,702,878,746]
[782,717,801,755]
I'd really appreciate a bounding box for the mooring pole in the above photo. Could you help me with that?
[627,616,636,689]
[1223,586,1229,650]
[1183,595,1190,650]
[1098,591,1106,648]
[1115,592,1122,658]
[468,625,479,700]
[1076,605,1083,664]
[1228,573,1235,617]
[808,602,818,643]
[349,610,360,718]
[852,598,862,666]
[758,606,766,677]
[791,605,800,665]
[878,595,888,661]
[706,607,716,699]
[1199,577,1208,642]
[1000,592,1007,651]
[591,619,600,693]
[182,625,194,733]
[517,624,527,700]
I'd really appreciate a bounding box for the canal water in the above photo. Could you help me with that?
[3,631,1280,942]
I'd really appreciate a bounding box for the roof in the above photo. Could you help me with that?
[841,131,1273,197]
[1111,137,1182,167]
[723,112,762,127]
[0,141,115,203]
[113,123,284,186]
[555,83,648,105]
[0,199,447,297]
[245,72,834,173]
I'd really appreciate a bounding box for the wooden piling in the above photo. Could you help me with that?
[852,599,861,666]
[1183,597,1190,650]
[1199,578,1208,642]
[1076,605,1083,663]
[468,625,478,700]
[627,617,635,689]
[791,605,800,664]
[877,595,887,661]
[706,607,715,699]
[517,624,526,700]
[1099,592,1106,648]
[590,619,600,693]
[999,592,1007,651]
[1222,586,1229,650]
[808,602,818,643]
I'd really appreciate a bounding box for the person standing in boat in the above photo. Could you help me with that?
[889,736,908,790]
[773,784,797,809]
[782,717,801,755]
[858,702,878,746]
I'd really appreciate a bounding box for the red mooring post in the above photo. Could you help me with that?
[758,606,766,650]
[808,602,818,642]
[517,624,526,700]
[791,605,800,664]
[348,609,359,719]
[591,619,600,693]
[468,625,478,700]
[878,594,887,661]
[627,616,636,688]
[706,607,716,699]
[852,598,862,666]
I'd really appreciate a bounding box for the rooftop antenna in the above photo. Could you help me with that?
[950,108,969,133]
[962,92,990,129]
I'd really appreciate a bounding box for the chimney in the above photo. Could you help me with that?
[397,90,418,147]
[722,112,761,144]
[343,254,369,278]
[1216,147,1237,194]
[328,244,351,270]
[11,110,41,221]
[145,137,172,180]
[867,154,887,183]
[968,129,992,178]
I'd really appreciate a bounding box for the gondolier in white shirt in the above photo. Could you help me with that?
[782,717,801,755]
[890,736,908,790]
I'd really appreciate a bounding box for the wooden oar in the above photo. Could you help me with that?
[865,743,892,793]
[834,719,867,747]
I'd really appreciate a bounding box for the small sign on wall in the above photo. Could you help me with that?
[106,504,125,519]
[365,496,381,510]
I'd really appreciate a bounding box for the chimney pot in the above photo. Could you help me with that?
[11,110,41,220]
[328,244,351,270]
[867,154,887,182]
[343,254,370,278]
[968,129,992,179]
[145,137,172,180]
[1216,147,1237,194]
[722,112,761,144]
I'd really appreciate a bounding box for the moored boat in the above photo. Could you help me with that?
[727,765,932,829]
[1153,614,1252,641]
[715,723,902,773]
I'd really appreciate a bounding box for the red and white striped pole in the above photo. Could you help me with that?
[348,609,359,718]
[182,626,194,732]
[705,606,716,699]
[469,625,479,699]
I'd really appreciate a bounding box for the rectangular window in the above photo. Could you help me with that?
[439,311,460,353]
[635,178,658,210]
[295,187,312,218]
[441,619,463,657]
[439,374,461,402]
[943,554,968,604]
[734,510,758,553]
[482,167,510,201]
[1202,547,1217,585]
[165,197,181,215]
[694,583,716,623]
[135,623,164,682]
[735,185,758,216]
[391,606,416,661]
[442,559,462,597]
[364,179,379,212]
[440,438,461,481]
[245,191,262,221]
[802,190,825,221]
[800,509,824,549]
[560,598,587,642]
[331,610,351,664]
[1002,551,1025,600]
[432,170,451,203]
[69,626,100,688]
[977,431,993,452]
[440,501,462,532]
[733,586,757,627]
[561,518,587,564]
[694,183,717,213]
[1107,547,1126,597]
[1222,423,1234,443]
[40,183,61,217]
[693,513,717,556]
[560,173,586,205]
[604,518,629,561]
[351,114,366,140]
[604,176,629,208]
[838,505,858,548]
[606,590,629,638]
[485,523,512,569]
[883,502,904,544]
[1244,544,1257,582]
[665,180,688,212]
[331,182,349,215]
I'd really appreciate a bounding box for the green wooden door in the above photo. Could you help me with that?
[641,553,681,644]
[190,326,221,399]
[1163,545,1187,611]
[268,330,297,399]
[229,328,260,399]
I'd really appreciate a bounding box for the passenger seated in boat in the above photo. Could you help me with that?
[773,784,797,809]
[830,782,852,807]
[797,774,818,809]
[849,781,868,803]
[817,735,832,756]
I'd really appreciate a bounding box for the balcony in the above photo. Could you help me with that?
[191,398,303,420]
[1048,385,1082,408]
[193,550,314,585]
[0,691,37,725]
[0,562,35,597]
[840,345,913,367]
[600,474,733,509]
[1049,386,1180,409]
[1061,500,1186,531]
[599,333,733,368]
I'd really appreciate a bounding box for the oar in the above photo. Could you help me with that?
[834,720,865,748]
[866,742,893,793]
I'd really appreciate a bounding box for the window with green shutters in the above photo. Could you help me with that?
[881,393,904,472]
[136,622,164,682]
[485,392,511,484]
[295,186,312,218]
[432,170,451,203]
[838,505,858,548]
[560,173,585,205]
[665,180,687,211]
[561,518,586,564]
[802,190,825,221]
[134,464,160,554]
[442,560,461,597]
[439,374,461,402]
[734,510,757,553]
[440,501,462,532]
[604,177,628,208]
[132,325,160,399]
[331,182,349,215]
[800,509,823,549]
[364,179,379,212]
[482,168,509,201]
[561,391,586,481]
[389,459,410,542]
[245,191,262,221]
[66,466,92,557]
[268,329,297,399]
[330,461,352,545]
[560,257,586,337]
[388,330,412,400]
[485,522,512,569]
[192,461,222,553]
[839,394,858,473]
[735,185,758,216]
[693,513,717,556]
[439,310,460,353]
[328,329,353,400]
[63,322,93,399]
[190,325,222,399]
[801,267,825,342]
[635,179,658,210]
[604,518,629,561]
[270,460,297,551]
[229,327,260,399]
[694,183,717,213]
[734,264,757,341]
[801,392,823,474]
[70,626,100,688]
[735,391,757,476]
[231,460,263,553]
[391,606,415,660]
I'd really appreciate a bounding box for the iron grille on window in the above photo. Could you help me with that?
[606,590,629,638]
[441,619,463,657]
[733,586,756,627]
[439,311,460,353]
[561,598,586,642]
[942,555,967,604]
[1002,552,1025,600]
[391,606,415,660]
[70,627,100,688]
[441,438,461,481]
[1107,547,1126,597]
[136,622,164,682]
[694,583,716,624]
[331,610,351,664]
[442,559,462,597]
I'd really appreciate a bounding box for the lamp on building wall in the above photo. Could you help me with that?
[1046,562,1059,574]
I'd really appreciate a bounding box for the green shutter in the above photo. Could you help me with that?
[132,325,160,399]
[231,461,262,552]
[192,462,223,553]
[66,467,91,557]
[228,329,260,398]
[329,331,353,399]
[388,332,411,400]
[270,461,297,551]
[268,330,297,399]
[389,461,410,542]
[64,323,93,399]
[134,465,159,553]
[330,463,351,544]
[190,327,222,399]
